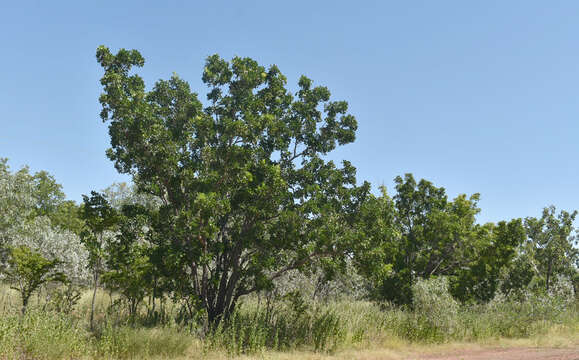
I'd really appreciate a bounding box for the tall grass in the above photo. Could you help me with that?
[0,280,576,359]
[206,294,344,354]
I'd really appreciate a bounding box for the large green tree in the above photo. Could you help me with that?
[96,46,368,324]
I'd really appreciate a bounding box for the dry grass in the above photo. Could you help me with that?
[0,283,577,360]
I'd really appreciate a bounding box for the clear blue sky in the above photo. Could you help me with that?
[1,1,578,224]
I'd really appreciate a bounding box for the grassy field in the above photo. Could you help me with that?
[0,282,577,360]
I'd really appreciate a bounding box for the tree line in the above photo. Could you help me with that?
[0,46,576,326]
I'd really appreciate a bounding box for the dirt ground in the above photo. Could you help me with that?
[236,346,579,360]
[417,347,579,360]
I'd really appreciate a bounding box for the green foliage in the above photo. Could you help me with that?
[355,174,499,304]
[81,191,119,328]
[0,158,38,247]
[413,277,458,324]
[0,159,83,234]
[102,182,162,211]
[102,240,152,317]
[49,200,85,235]
[451,219,526,302]
[0,159,88,285]
[524,206,578,292]
[352,186,397,296]
[80,191,119,278]
[2,46,578,358]
[96,45,369,324]
[29,170,65,218]
[81,191,119,254]
[390,174,483,304]
[270,263,368,302]
[4,245,66,314]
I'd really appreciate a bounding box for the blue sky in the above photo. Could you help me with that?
[1,1,578,224]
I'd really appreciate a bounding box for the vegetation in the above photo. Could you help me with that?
[0,46,576,358]
[4,245,66,314]
[0,278,575,359]
[95,45,368,325]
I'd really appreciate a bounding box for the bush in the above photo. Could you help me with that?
[404,277,459,342]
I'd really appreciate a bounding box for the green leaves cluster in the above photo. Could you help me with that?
[501,206,578,296]
[5,245,67,314]
[353,173,537,304]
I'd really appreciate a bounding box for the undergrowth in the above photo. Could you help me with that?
[0,278,576,359]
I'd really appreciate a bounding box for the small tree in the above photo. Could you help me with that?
[525,206,578,292]
[102,204,153,318]
[102,249,151,317]
[80,191,118,329]
[4,245,66,314]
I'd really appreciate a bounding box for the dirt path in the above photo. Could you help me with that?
[418,347,579,360]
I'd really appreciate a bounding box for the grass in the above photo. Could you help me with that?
[0,282,576,359]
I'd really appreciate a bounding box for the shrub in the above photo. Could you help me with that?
[405,277,459,342]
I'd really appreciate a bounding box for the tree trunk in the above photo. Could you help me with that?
[21,295,29,315]
[90,271,98,330]
[546,257,553,292]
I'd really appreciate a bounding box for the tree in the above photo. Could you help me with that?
[0,159,36,250]
[80,191,119,329]
[49,200,85,235]
[352,186,398,298]
[451,219,526,302]
[96,46,369,325]
[102,243,152,317]
[30,170,65,218]
[0,159,88,284]
[524,206,578,292]
[359,174,483,304]
[12,216,89,285]
[100,183,164,316]
[4,245,66,314]
[102,203,154,318]
[102,182,161,211]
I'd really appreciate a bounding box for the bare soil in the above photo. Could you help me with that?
[417,347,579,360]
